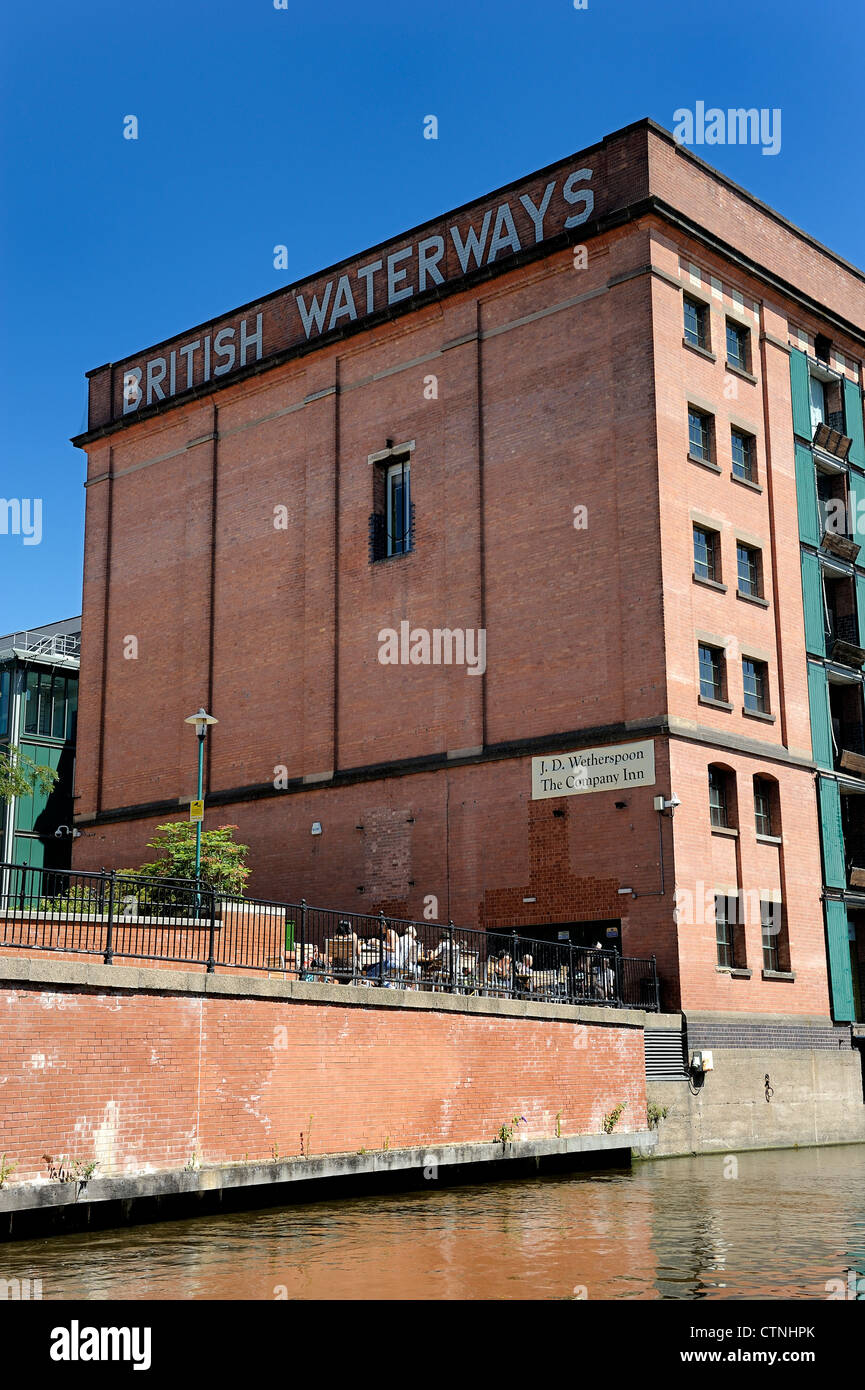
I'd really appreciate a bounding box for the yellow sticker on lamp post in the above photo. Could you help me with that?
[190,800,204,822]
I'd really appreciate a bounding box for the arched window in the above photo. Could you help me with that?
[753,774,781,839]
[708,764,737,829]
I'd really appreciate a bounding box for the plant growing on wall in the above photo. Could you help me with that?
[135,823,251,895]
[0,1153,16,1188]
[647,1102,669,1130]
[496,1115,527,1149]
[602,1103,627,1134]
[42,1154,98,1183]
[0,747,57,804]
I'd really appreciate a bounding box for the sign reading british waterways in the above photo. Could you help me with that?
[531,740,656,799]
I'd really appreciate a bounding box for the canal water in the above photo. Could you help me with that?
[4,1145,865,1300]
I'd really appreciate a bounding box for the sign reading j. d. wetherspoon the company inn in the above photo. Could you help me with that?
[82,125,647,433]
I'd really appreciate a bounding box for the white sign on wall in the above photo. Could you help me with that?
[531,740,656,800]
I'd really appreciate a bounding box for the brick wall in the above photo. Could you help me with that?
[0,969,646,1182]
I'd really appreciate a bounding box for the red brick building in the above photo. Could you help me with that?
[72,118,865,1020]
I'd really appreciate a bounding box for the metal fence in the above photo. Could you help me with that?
[0,861,659,1010]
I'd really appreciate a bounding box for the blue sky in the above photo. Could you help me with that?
[1,0,863,634]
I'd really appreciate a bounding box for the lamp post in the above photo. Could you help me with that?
[184,708,218,894]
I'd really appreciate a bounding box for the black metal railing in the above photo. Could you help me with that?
[0,861,659,1010]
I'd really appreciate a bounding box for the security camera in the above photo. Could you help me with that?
[664,795,681,812]
[54,825,70,839]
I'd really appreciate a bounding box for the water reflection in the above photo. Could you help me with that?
[2,1146,863,1301]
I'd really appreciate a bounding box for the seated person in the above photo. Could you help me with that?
[330,920,360,984]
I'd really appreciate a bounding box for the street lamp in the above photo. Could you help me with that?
[184,708,218,888]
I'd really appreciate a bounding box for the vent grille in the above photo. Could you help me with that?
[644,1028,688,1081]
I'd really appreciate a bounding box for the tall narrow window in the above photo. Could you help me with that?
[715,894,736,968]
[731,428,756,483]
[761,900,781,972]
[684,296,710,350]
[699,644,725,702]
[693,525,720,583]
[742,657,769,713]
[369,452,414,562]
[726,319,751,373]
[810,375,827,431]
[708,766,729,828]
[736,542,761,598]
[689,408,714,463]
[386,460,411,556]
[0,669,9,738]
[754,777,774,836]
[23,669,39,735]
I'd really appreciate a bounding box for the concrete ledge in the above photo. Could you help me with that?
[0,1132,656,1240]
[0,955,650,1028]
[0,1130,655,1215]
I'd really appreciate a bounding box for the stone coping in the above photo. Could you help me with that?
[0,911,221,927]
[0,1131,656,1216]
[0,954,649,1028]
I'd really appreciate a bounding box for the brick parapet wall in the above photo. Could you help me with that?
[0,959,647,1183]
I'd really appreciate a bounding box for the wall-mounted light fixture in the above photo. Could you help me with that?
[311,822,322,836]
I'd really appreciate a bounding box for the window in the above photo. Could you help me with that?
[715,894,737,968]
[708,766,730,827]
[21,669,76,741]
[736,542,761,598]
[731,428,756,483]
[688,408,714,463]
[693,525,720,583]
[699,644,725,702]
[753,777,774,836]
[684,296,710,350]
[742,657,769,713]
[0,668,9,738]
[726,319,751,373]
[369,454,413,562]
[761,900,781,972]
[386,460,411,556]
[810,375,827,431]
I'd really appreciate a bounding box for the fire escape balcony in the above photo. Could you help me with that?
[821,528,861,563]
[827,613,865,670]
[813,416,852,463]
[836,720,865,777]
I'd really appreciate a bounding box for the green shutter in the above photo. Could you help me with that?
[801,551,825,656]
[818,776,846,887]
[856,571,865,650]
[824,899,855,1022]
[848,465,865,546]
[12,741,63,834]
[794,443,820,545]
[807,661,832,769]
[790,349,813,440]
[844,378,865,468]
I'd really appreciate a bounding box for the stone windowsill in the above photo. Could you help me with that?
[698,695,733,712]
[716,966,753,978]
[693,574,727,594]
[683,338,717,363]
[688,453,722,474]
[710,826,739,839]
[762,969,796,982]
[736,590,769,608]
[756,833,783,846]
[731,472,763,493]
[725,361,758,385]
[742,707,776,723]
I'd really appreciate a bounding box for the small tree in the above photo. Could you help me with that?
[136,822,251,896]
[0,747,58,804]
